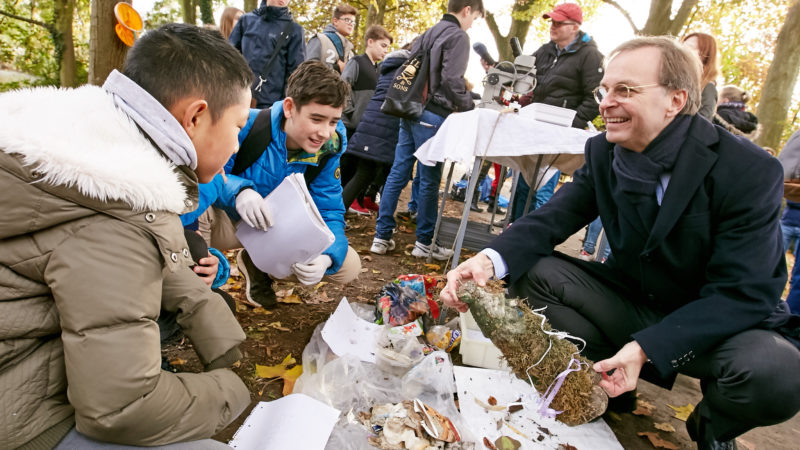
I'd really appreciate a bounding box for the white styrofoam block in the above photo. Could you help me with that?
[459,311,509,370]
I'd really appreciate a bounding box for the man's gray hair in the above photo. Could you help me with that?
[609,36,701,115]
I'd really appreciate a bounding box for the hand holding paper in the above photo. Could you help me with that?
[292,255,332,285]
[236,188,273,231]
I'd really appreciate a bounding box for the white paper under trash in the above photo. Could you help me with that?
[228,394,340,450]
[453,365,623,449]
[321,298,382,363]
[236,173,335,279]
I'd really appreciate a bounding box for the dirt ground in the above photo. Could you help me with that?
[164,183,800,449]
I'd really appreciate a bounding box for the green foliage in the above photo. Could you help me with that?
[1,0,58,88]
[145,0,184,29]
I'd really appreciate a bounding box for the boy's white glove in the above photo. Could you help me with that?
[236,188,272,231]
[292,255,332,285]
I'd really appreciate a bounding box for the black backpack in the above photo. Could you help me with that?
[231,108,336,185]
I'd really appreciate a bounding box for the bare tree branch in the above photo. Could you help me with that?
[600,0,639,34]
[0,9,54,32]
[668,0,699,36]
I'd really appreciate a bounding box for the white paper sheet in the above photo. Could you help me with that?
[236,173,335,279]
[321,298,382,363]
[453,366,623,450]
[228,394,340,450]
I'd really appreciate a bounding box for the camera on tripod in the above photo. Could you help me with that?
[475,38,536,110]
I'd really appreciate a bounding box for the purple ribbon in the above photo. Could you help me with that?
[536,357,582,419]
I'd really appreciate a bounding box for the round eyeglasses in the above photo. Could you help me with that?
[593,83,662,103]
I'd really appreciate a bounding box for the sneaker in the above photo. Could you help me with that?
[411,241,454,261]
[370,237,396,255]
[347,200,371,216]
[236,249,277,308]
[579,249,594,261]
[362,196,380,212]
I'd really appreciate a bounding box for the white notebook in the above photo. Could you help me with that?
[236,173,335,279]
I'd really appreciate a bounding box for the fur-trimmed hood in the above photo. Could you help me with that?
[0,85,187,214]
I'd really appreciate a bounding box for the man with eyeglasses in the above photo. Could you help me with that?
[306,3,357,73]
[442,36,800,450]
[522,2,603,129]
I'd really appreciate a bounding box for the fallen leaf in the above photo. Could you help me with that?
[494,436,521,450]
[424,263,441,271]
[267,321,291,332]
[654,422,676,433]
[405,243,415,249]
[361,267,369,273]
[318,291,333,303]
[666,403,694,421]
[633,400,656,416]
[279,294,302,304]
[313,281,328,290]
[637,432,679,449]
[488,396,497,406]
[255,354,296,379]
[372,269,381,274]
[169,358,186,366]
[363,255,373,262]
[483,437,498,450]
[605,411,622,421]
[281,365,303,396]
[251,307,273,315]
[275,288,293,298]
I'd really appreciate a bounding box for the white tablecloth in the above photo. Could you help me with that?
[414,107,597,187]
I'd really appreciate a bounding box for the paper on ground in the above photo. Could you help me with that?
[236,173,335,279]
[321,298,382,363]
[453,366,622,449]
[228,394,340,450]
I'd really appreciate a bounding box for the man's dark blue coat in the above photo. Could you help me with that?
[488,115,799,377]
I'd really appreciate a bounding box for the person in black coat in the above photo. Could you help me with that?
[714,84,759,138]
[340,49,410,210]
[229,0,305,108]
[441,36,800,450]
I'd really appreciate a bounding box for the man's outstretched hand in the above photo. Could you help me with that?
[440,253,495,313]
[593,341,648,397]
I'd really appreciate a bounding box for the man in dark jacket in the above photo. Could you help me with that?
[526,3,604,129]
[371,0,483,261]
[442,36,800,450]
[230,0,305,108]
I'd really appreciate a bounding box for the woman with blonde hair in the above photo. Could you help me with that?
[682,32,719,120]
[219,6,244,40]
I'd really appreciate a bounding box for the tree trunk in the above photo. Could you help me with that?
[486,12,532,64]
[89,0,130,86]
[756,1,800,150]
[365,0,388,28]
[603,0,698,36]
[181,0,196,24]
[54,0,77,87]
[199,0,214,24]
[244,0,258,12]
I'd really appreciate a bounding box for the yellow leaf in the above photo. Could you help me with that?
[372,269,381,274]
[268,321,291,332]
[169,358,186,366]
[252,307,273,315]
[279,294,302,304]
[282,364,303,396]
[424,263,441,271]
[314,281,328,290]
[633,399,656,416]
[666,403,694,421]
[255,354,296,378]
[654,422,676,433]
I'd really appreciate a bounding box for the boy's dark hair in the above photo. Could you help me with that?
[365,25,393,44]
[122,23,253,122]
[447,0,484,16]
[333,4,358,19]
[286,61,350,109]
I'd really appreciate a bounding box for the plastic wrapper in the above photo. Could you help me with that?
[376,328,425,377]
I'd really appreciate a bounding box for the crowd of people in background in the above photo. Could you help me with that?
[2,0,799,449]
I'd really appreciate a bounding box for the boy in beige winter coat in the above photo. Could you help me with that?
[0,24,253,448]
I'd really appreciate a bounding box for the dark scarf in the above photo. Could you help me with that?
[612,115,692,197]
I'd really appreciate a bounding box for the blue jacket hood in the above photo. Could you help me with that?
[255,5,292,20]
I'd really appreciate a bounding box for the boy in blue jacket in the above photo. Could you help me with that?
[200,61,360,307]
